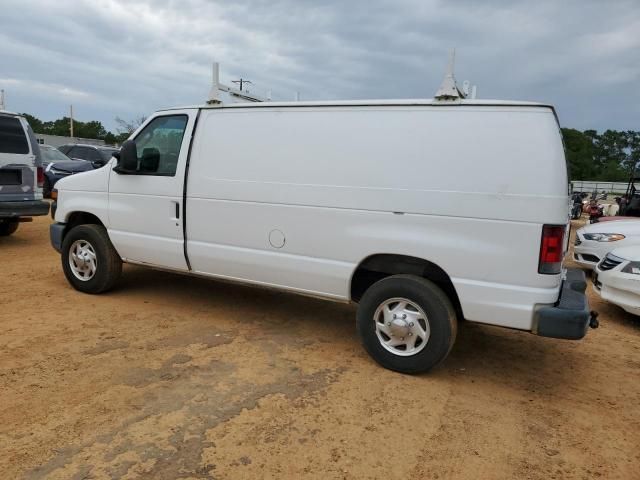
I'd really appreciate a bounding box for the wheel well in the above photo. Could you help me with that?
[64,212,104,237]
[350,254,463,317]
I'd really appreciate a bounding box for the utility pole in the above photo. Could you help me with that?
[232,78,252,91]
[0,89,5,110]
[69,105,74,138]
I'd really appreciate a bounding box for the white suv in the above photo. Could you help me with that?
[0,110,49,236]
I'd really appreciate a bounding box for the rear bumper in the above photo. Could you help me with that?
[50,222,66,253]
[0,200,50,218]
[533,268,596,340]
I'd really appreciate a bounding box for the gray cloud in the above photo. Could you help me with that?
[1,0,638,131]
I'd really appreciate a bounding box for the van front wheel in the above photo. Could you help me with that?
[356,275,457,374]
[61,224,122,294]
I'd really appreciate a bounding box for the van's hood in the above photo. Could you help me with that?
[55,160,112,192]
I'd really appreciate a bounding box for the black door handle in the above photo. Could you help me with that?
[175,202,180,219]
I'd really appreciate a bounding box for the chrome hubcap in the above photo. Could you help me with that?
[374,297,430,356]
[68,239,97,281]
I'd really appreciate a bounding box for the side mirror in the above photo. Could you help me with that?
[92,159,106,169]
[114,140,138,173]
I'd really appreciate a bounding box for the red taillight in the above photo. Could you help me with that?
[37,166,44,188]
[539,225,565,274]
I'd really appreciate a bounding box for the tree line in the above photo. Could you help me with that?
[21,113,146,147]
[20,113,639,182]
[561,128,640,181]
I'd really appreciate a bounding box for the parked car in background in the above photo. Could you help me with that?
[593,246,640,315]
[58,144,119,165]
[574,220,640,269]
[50,98,597,373]
[0,110,49,236]
[40,144,94,198]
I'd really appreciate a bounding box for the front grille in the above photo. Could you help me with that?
[599,254,623,271]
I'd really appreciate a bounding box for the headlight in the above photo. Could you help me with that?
[622,261,640,274]
[582,233,625,242]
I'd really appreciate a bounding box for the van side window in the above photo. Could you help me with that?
[0,116,29,154]
[132,115,188,176]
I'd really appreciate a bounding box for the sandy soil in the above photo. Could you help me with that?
[1,216,639,479]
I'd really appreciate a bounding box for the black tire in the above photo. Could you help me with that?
[0,219,19,236]
[356,274,457,374]
[61,224,122,294]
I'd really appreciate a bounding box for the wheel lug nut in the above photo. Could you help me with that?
[408,333,413,336]
[402,314,407,319]
[410,322,414,327]
[387,322,391,326]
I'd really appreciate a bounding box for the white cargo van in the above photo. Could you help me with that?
[49,99,597,373]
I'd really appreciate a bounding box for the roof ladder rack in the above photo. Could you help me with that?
[434,49,468,102]
[207,62,268,104]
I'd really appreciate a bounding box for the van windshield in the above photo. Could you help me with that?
[0,116,29,154]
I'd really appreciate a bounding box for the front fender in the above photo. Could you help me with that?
[54,162,111,225]
[55,190,110,226]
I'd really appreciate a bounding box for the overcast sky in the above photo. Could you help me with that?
[1,0,638,132]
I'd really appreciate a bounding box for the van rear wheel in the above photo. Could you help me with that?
[61,224,122,294]
[0,219,19,236]
[356,274,457,374]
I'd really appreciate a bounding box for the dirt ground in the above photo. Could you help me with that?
[1,215,639,480]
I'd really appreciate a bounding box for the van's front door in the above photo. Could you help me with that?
[108,110,196,270]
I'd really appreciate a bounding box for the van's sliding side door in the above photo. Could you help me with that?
[107,110,197,270]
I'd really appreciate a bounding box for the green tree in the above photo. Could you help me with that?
[563,129,640,181]
[561,128,595,180]
[21,113,44,133]
[75,120,107,139]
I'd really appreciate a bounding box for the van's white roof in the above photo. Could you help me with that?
[158,99,553,112]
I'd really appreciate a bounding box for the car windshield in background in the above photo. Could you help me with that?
[99,149,119,161]
[0,116,29,154]
[41,146,71,163]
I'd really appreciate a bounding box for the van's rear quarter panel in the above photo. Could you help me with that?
[186,106,567,330]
